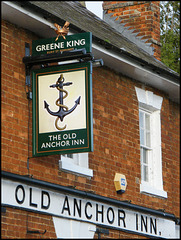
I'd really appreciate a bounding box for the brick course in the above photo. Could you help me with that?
[1,19,180,238]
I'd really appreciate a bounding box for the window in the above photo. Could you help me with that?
[135,87,167,198]
[59,153,93,178]
[139,109,152,182]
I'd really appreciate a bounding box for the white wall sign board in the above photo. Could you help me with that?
[1,179,176,238]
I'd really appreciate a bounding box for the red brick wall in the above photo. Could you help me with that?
[103,1,161,61]
[92,66,180,215]
[1,207,56,239]
[161,99,180,213]
[1,19,180,239]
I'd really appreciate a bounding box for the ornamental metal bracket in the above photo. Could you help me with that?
[96,227,109,239]
[27,230,47,235]
[23,45,103,103]
[26,213,46,235]
[23,48,94,69]
[23,47,95,101]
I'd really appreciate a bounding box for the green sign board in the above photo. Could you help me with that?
[32,32,92,56]
[32,62,93,157]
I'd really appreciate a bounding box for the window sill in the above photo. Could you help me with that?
[140,182,167,199]
[59,159,93,178]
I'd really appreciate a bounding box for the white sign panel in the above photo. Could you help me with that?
[1,179,176,238]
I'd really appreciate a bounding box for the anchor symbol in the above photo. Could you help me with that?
[44,74,81,130]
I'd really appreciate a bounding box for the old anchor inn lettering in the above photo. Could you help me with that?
[1,1,180,239]
[40,133,85,149]
[2,179,176,238]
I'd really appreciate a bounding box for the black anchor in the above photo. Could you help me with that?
[44,74,81,130]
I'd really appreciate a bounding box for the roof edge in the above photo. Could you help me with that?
[13,1,179,81]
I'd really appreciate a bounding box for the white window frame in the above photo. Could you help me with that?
[135,87,167,198]
[139,109,152,183]
[59,153,93,178]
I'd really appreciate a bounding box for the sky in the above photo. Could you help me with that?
[85,1,103,19]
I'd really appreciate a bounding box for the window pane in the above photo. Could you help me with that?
[140,129,145,145]
[62,154,73,159]
[143,165,148,182]
[146,131,151,147]
[140,147,143,162]
[145,114,150,130]
[139,111,144,128]
[141,148,149,182]
[142,148,148,163]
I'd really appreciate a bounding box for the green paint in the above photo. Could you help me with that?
[32,32,92,56]
[32,62,93,157]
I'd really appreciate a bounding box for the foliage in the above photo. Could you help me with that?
[160,1,180,74]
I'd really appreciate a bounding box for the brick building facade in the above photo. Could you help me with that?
[1,1,180,239]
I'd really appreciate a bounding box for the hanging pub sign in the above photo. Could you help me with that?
[32,62,93,156]
[32,32,92,56]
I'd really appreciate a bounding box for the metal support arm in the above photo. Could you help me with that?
[23,48,94,69]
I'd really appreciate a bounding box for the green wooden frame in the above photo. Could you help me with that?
[32,62,93,157]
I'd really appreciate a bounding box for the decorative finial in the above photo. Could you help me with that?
[53,22,70,41]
